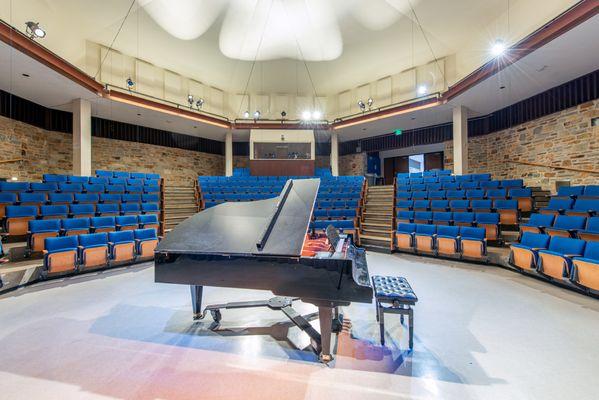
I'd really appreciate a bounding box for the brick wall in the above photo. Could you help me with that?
[339,153,367,176]
[0,115,224,185]
[444,99,599,192]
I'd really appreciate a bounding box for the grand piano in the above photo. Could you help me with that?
[154,178,373,362]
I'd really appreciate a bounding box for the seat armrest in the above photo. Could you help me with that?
[564,254,582,258]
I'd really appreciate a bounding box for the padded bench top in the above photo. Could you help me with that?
[372,275,418,304]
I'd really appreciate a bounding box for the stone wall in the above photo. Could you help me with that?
[339,153,367,176]
[0,115,224,185]
[444,99,599,192]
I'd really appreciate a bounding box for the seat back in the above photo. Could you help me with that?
[476,213,500,225]
[79,232,108,248]
[528,213,554,227]
[520,232,550,248]
[556,186,584,197]
[45,235,78,253]
[116,215,138,226]
[552,215,587,230]
[547,236,586,255]
[29,219,61,233]
[460,227,486,240]
[546,198,574,210]
[581,241,599,261]
[134,228,158,241]
[396,223,416,234]
[586,217,599,232]
[62,218,90,231]
[437,225,459,237]
[109,230,135,244]
[453,212,475,224]
[415,224,436,235]
[572,199,599,212]
[91,216,116,229]
[138,214,159,225]
[70,204,95,216]
[48,193,74,204]
[19,192,46,204]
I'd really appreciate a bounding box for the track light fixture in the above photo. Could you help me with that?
[25,21,46,39]
[196,98,204,109]
[243,110,250,119]
[253,110,261,120]
[357,100,366,111]
[490,39,506,57]
[187,94,194,108]
[126,77,135,90]
[281,111,287,118]
[367,98,374,108]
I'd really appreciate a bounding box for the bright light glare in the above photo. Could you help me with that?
[302,110,312,120]
[417,85,427,95]
[312,110,322,120]
[491,39,506,57]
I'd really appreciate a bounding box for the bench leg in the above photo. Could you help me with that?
[379,304,385,346]
[408,307,414,349]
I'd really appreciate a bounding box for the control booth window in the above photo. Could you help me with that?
[253,142,311,160]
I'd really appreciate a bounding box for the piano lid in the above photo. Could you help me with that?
[155,178,320,257]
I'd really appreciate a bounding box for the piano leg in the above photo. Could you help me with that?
[318,306,333,363]
[190,285,204,319]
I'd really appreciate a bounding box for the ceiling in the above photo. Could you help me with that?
[0,0,578,96]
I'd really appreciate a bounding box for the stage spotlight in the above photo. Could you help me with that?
[491,39,506,57]
[357,100,366,111]
[196,98,204,109]
[312,110,322,120]
[126,77,134,89]
[417,85,427,95]
[302,110,312,121]
[367,98,374,108]
[187,94,194,107]
[25,21,45,39]
[253,110,261,119]
[281,111,287,118]
[243,110,250,118]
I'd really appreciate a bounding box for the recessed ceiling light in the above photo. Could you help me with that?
[490,39,506,57]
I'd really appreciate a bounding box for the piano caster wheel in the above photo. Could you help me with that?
[210,309,222,323]
[319,354,333,363]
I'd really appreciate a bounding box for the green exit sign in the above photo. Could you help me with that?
[395,129,403,136]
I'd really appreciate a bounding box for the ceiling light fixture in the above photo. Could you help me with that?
[126,77,135,90]
[196,98,204,109]
[312,110,322,120]
[243,110,250,119]
[281,111,287,119]
[357,100,366,112]
[367,98,374,109]
[417,85,427,95]
[490,39,506,57]
[25,21,46,39]
[187,94,194,108]
[253,110,261,120]
[302,110,312,121]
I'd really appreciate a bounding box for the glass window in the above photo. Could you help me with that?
[253,142,311,160]
[409,154,424,173]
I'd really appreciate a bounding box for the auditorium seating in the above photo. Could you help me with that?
[135,228,159,259]
[519,213,555,235]
[28,219,61,253]
[43,236,79,275]
[544,215,587,238]
[571,242,599,292]
[509,232,551,272]
[79,233,109,269]
[537,237,586,280]
[4,206,37,235]
[578,217,599,242]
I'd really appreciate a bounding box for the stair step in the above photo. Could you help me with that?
[360,233,392,242]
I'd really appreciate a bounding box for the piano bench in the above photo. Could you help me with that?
[372,275,418,349]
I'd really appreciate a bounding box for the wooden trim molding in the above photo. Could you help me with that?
[0,20,104,95]
[0,158,23,164]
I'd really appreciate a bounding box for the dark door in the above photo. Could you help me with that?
[383,156,409,185]
[424,152,444,171]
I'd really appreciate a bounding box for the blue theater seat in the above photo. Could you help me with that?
[396,211,414,224]
[461,181,479,190]
[439,176,455,183]
[501,179,524,189]
[426,184,442,192]
[0,192,17,219]
[430,200,449,212]
[95,170,113,178]
[396,200,413,211]
[108,230,136,264]
[509,232,551,271]
[450,200,470,212]
[91,216,116,233]
[126,185,144,194]
[486,189,506,200]
[89,177,108,185]
[436,226,460,257]
[62,218,91,236]
[413,200,430,211]
[78,233,109,270]
[414,211,432,225]
[453,212,475,227]
[442,182,460,190]
[411,191,428,200]
[116,215,139,231]
[68,176,90,183]
[396,191,412,200]
[28,219,61,253]
[48,193,74,205]
[466,189,485,200]
[74,193,99,204]
[545,215,587,238]
[141,203,160,214]
[70,204,95,218]
[414,224,436,254]
[313,209,328,219]
[475,213,500,240]
[138,214,160,231]
[109,177,126,185]
[537,236,586,281]
[142,193,160,203]
[121,203,141,215]
[460,227,487,260]
[471,199,492,213]
[428,190,445,200]
[494,199,519,225]
[128,178,145,186]
[520,213,554,236]
[122,194,142,203]
[571,242,599,292]
[471,173,491,182]
[395,223,416,252]
[105,184,125,194]
[84,183,105,193]
[18,192,46,207]
[432,212,452,225]
[30,182,58,192]
[113,171,130,179]
[146,173,160,180]
[43,236,79,275]
[143,185,160,193]
[99,193,121,203]
[134,228,159,258]
[540,198,574,215]
[581,185,599,199]
[43,174,68,183]
[455,175,471,183]
[1,181,30,193]
[578,217,599,242]
[130,172,146,180]
[40,205,68,220]
[565,199,599,217]
[509,188,533,212]
[58,183,83,193]
[556,186,585,199]
[480,181,500,190]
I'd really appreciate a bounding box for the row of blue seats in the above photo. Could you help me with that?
[395,224,487,260]
[3,204,160,236]
[95,170,160,180]
[199,175,363,182]
[396,211,501,240]
[397,199,522,213]
[397,182,526,192]
[0,192,159,206]
[554,185,598,199]
[520,214,598,241]
[204,192,361,201]
[397,178,522,188]
[396,189,531,200]
[201,186,362,194]
[509,233,599,294]
[540,198,599,215]
[0,182,159,194]
[396,170,452,178]
[232,168,334,178]
[43,228,159,277]
[204,198,361,210]
[42,175,160,185]
[313,208,357,220]
[28,214,160,253]
[310,219,357,234]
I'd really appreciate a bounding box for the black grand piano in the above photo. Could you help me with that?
[154,179,373,362]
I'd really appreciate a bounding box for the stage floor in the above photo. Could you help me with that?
[0,252,598,400]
